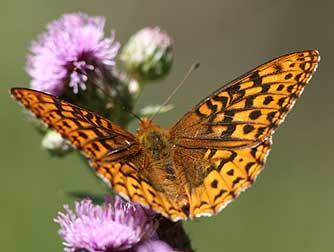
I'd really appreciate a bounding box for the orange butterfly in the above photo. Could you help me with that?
[11,50,320,221]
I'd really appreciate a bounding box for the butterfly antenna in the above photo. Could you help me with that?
[150,62,200,121]
[124,106,143,122]
[90,82,143,123]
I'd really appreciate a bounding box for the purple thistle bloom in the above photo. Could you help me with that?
[54,197,175,252]
[26,13,120,95]
[136,240,177,252]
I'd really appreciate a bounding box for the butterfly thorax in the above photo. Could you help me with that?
[137,118,171,160]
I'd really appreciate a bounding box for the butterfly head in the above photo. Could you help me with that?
[137,117,163,132]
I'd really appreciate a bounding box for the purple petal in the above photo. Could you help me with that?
[136,239,176,252]
[54,197,163,252]
[26,13,120,95]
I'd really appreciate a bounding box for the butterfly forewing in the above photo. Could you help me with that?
[10,88,141,161]
[170,50,320,149]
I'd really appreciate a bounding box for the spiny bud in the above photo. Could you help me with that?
[120,27,173,83]
[42,130,71,156]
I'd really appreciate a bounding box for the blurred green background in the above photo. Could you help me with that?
[1,0,333,251]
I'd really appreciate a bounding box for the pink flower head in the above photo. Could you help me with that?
[54,197,175,252]
[26,13,120,95]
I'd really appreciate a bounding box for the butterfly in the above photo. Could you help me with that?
[11,50,320,221]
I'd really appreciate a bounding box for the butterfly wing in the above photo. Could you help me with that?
[11,88,142,172]
[172,138,271,218]
[170,50,320,149]
[90,158,189,221]
[11,88,188,221]
[169,50,320,218]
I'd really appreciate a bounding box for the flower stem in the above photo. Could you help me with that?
[157,217,194,252]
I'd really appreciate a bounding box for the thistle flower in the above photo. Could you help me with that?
[120,27,173,82]
[54,197,175,252]
[26,13,120,96]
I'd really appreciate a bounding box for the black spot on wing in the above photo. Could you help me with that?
[249,71,262,86]
[226,169,234,176]
[249,110,262,120]
[211,179,218,188]
[78,131,88,140]
[212,95,228,108]
[243,125,254,134]
[287,85,294,93]
[206,100,218,114]
[277,97,287,106]
[217,152,237,172]
[92,142,100,151]
[276,84,284,91]
[232,177,244,187]
[263,96,274,105]
[195,107,206,118]
[245,162,256,173]
[245,95,256,108]
[214,189,227,202]
[208,149,217,160]
[285,73,293,80]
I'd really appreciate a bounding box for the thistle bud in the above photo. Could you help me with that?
[42,130,71,156]
[120,27,173,82]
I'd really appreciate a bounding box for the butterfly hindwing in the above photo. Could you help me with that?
[91,158,188,221]
[173,138,271,218]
